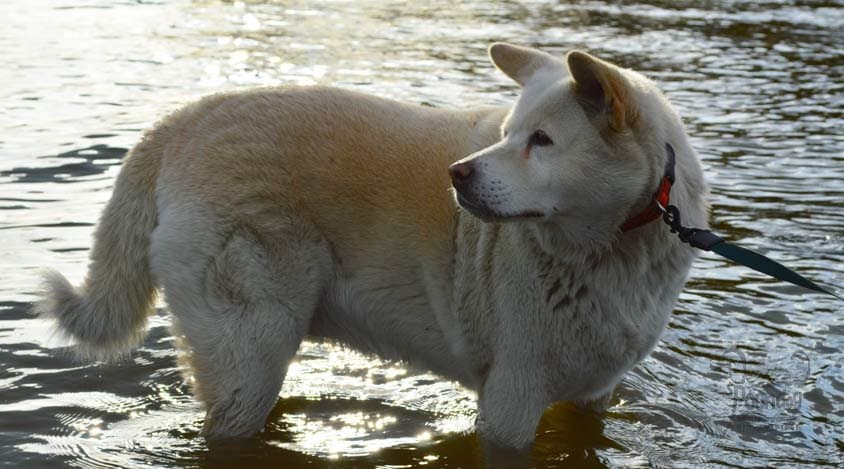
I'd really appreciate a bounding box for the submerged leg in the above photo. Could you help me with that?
[575,389,614,414]
[477,366,550,465]
[165,223,329,439]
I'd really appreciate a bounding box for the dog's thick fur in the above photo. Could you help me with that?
[36,44,708,451]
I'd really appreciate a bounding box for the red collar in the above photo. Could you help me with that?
[620,144,676,232]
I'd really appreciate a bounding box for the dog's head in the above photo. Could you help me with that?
[451,43,676,243]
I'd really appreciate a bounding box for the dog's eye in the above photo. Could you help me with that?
[528,130,553,147]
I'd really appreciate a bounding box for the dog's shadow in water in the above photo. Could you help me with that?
[195,399,612,468]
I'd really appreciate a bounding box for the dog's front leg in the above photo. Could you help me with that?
[575,389,614,414]
[476,365,550,464]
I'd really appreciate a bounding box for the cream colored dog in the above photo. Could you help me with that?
[37,43,708,452]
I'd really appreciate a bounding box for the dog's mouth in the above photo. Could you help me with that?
[455,191,544,222]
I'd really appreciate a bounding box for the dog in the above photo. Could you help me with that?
[36,43,708,453]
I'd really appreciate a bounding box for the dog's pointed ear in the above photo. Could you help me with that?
[567,50,637,132]
[489,43,563,87]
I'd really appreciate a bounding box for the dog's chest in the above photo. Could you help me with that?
[483,234,683,400]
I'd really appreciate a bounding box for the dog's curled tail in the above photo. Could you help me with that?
[36,133,163,361]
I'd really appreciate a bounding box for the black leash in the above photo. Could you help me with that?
[638,144,841,300]
[659,198,842,300]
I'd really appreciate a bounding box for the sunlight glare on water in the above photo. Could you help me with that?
[0,0,842,467]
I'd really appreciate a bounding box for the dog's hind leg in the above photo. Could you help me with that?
[163,220,330,440]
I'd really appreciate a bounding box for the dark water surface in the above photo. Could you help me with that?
[1,1,842,467]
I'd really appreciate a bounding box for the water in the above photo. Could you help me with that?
[1,0,842,467]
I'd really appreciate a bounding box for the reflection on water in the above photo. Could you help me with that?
[1,0,842,467]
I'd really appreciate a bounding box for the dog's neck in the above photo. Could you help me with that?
[508,209,683,274]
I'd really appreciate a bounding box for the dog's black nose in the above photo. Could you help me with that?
[449,161,474,187]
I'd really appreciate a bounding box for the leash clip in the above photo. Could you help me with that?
[660,204,724,251]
